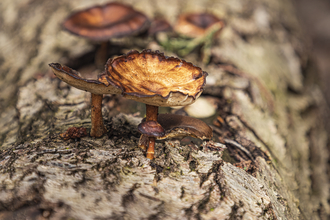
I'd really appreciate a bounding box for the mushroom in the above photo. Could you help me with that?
[105,50,208,159]
[157,114,213,140]
[138,120,166,151]
[62,2,150,67]
[138,113,213,150]
[171,12,225,63]
[49,63,121,138]
[174,12,225,38]
[49,50,208,158]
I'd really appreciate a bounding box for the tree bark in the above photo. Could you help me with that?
[0,0,329,219]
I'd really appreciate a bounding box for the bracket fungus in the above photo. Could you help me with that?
[62,2,150,66]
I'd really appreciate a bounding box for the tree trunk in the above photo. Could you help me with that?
[0,0,329,219]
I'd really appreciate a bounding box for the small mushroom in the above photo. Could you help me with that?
[138,120,165,155]
[49,63,121,138]
[174,12,225,38]
[62,2,150,67]
[139,113,213,149]
[105,50,208,159]
[138,121,165,138]
[157,113,213,140]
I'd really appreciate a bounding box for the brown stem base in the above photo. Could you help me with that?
[145,104,159,160]
[146,137,155,159]
[90,93,107,138]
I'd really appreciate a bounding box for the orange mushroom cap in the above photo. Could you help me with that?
[63,2,150,41]
[49,50,208,106]
[174,13,225,38]
[105,49,208,107]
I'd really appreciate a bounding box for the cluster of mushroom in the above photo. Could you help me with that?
[61,2,225,65]
[52,2,215,159]
[62,2,224,39]
[50,50,212,159]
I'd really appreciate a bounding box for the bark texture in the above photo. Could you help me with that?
[0,0,329,219]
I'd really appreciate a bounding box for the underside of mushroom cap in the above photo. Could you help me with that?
[62,2,150,41]
[105,50,208,107]
[49,63,121,95]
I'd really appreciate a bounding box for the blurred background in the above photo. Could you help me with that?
[295,0,330,105]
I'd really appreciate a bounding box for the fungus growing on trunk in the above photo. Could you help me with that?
[62,2,150,66]
[49,50,209,158]
[105,50,208,159]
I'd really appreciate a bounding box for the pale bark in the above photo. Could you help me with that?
[0,0,329,219]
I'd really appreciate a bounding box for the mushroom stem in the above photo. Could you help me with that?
[90,93,107,137]
[146,104,158,121]
[145,104,158,159]
[146,137,155,159]
[95,41,109,69]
